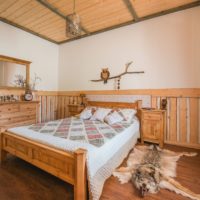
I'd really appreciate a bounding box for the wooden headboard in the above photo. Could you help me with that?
[87,100,142,110]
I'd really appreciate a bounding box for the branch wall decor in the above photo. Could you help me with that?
[91,62,144,84]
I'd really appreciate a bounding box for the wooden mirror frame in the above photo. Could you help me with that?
[0,55,31,89]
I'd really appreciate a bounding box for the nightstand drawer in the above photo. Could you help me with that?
[143,113,161,120]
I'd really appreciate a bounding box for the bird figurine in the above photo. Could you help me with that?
[101,68,110,84]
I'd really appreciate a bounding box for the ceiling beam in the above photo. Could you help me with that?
[0,17,58,44]
[123,0,139,21]
[59,1,200,44]
[36,0,89,34]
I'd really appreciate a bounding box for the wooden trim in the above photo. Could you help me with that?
[0,100,39,105]
[122,0,139,21]
[35,0,89,34]
[1,88,199,97]
[0,55,31,65]
[35,91,59,96]
[0,132,7,163]
[57,88,200,97]
[0,86,26,91]
[0,55,31,89]
[35,0,67,20]
[26,63,30,86]
[164,141,200,150]
[59,1,200,44]
[87,100,141,110]
[0,17,58,44]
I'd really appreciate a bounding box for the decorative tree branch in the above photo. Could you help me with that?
[91,61,144,82]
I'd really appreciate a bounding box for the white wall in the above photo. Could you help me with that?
[0,22,59,91]
[58,7,200,91]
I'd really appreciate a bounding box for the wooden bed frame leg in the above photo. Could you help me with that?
[0,132,7,164]
[74,148,87,200]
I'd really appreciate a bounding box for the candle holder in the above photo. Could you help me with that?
[80,93,86,106]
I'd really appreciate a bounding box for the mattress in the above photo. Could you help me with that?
[8,117,140,200]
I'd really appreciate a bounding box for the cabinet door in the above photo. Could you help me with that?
[142,119,161,140]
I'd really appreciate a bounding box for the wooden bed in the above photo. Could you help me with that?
[0,100,141,200]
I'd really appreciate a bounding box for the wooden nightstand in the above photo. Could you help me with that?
[139,109,166,148]
[68,104,84,117]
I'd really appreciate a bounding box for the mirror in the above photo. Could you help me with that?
[0,55,31,89]
[0,62,26,87]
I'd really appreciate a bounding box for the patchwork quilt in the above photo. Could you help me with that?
[28,117,132,147]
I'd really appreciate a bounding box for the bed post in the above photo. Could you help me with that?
[74,148,87,200]
[0,132,7,164]
[138,100,142,109]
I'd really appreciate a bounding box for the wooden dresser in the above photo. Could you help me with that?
[0,101,39,132]
[139,109,166,148]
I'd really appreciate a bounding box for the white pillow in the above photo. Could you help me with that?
[104,111,124,125]
[90,108,111,122]
[80,109,93,120]
[119,108,137,123]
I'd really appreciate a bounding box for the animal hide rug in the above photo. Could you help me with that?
[113,145,200,200]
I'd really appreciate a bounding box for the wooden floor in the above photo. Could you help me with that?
[0,145,199,200]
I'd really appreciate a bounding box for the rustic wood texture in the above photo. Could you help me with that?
[169,98,177,142]
[68,104,84,117]
[0,100,140,200]
[0,0,199,43]
[0,88,199,148]
[0,101,39,130]
[87,100,141,110]
[179,98,187,143]
[0,144,199,200]
[1,131,87,200]
[140,109,166,148]
[189,98,199,144]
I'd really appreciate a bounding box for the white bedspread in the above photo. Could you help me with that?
[8,118,140,200]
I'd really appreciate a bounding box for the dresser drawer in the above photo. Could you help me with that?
[0,101,38,129]
[143,113,161,120]
[2,119,36,129]
[0,114,36,125]
[0,110,36,119]
[0,104,20,113]
[20,104,36,111]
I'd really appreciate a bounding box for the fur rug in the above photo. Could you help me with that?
[113,145,200,200]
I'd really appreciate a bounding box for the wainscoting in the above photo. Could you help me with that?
[0,88,199,149]
[152,95,200,149]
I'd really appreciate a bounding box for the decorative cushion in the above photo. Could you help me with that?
[118,108,137,123]
[90,108,111,122]
[80,109,93,120]
[80,107,96,120]
[104,111,124,125]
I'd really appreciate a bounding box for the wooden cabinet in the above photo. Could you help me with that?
[0,101,39,131]
[68,104,84,117]
[139,109,166,148]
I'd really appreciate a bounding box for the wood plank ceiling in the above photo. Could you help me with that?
[0,0,199,44]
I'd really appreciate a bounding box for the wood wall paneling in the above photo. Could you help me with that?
[0,88,199,149]
[179,98,187,143]
[189,98,199,144]
[169,98,177,142]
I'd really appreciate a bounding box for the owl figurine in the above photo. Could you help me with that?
[101,68,110,84]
